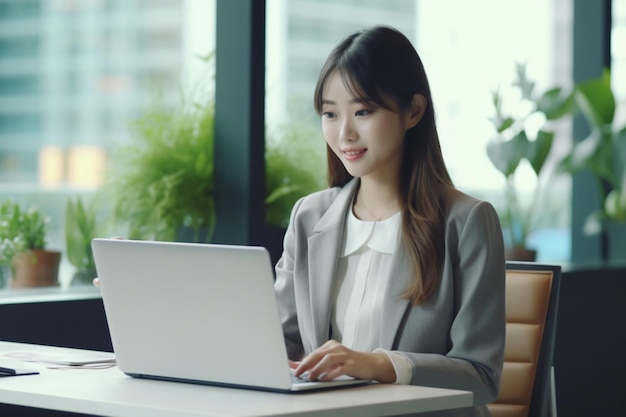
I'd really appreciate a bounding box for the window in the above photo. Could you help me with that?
[0,0,215,288]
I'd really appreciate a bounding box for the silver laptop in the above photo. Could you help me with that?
[91,238,370,392]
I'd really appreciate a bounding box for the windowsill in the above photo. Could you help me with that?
[0,285,102,305]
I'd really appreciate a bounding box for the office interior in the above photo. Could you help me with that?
[1,1,625,416]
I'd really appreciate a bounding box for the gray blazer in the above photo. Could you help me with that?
[274,178,505,417]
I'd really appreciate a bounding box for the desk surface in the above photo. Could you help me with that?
[0,342,472,417]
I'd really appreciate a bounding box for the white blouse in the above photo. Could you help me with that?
[330,208,412,384]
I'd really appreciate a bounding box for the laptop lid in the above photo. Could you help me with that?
[91,238,368,392]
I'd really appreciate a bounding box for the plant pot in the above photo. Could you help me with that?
[505,246,537,262]
[10,249,61,288]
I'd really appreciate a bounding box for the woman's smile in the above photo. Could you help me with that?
[342,148,367,161]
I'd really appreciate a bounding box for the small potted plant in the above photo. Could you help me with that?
[486,63,573,260]
[0,199,61,288]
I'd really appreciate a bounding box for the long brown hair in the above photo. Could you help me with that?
[313,26,454,305]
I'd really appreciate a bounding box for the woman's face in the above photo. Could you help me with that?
[320,71,419,184]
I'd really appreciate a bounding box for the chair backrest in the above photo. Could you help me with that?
[488,262,561,417]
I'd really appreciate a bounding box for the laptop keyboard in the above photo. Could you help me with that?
[290,369,313,384]
[290,369,360,384]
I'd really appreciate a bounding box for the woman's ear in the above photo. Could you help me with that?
[406,94,427,129]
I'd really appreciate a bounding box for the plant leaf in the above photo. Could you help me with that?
[486,131,528,177]
[537,87,574,120]
[560,129,616,185]
[575,70,615,128]
[513,62,535,101]
[616,126,626,169]
[527,130,554,176]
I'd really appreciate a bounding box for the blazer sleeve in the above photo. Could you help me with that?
[397,201,506,405]
[274,197,306,360]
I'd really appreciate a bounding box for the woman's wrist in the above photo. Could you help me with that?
[373,348,412,384]
[371,351,398,383]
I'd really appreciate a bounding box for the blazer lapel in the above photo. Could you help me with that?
[306,179,359,349]
[378,241,412,350]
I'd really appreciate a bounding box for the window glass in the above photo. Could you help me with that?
[265,0,573,262]
[0,0,215,288]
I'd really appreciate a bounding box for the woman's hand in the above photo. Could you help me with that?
[293,340,396,383]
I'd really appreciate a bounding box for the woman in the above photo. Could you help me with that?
[274,26,505,417]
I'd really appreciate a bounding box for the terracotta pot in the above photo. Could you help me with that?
[505,246,537,262]
[11,249,61,288]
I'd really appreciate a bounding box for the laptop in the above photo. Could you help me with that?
[91,238,370,392]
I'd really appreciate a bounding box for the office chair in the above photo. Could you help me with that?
[488,262,561,417]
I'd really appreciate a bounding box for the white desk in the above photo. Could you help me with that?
[0,342,472,417]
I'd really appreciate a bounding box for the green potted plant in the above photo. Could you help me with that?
[102,53,216,243]
[104,97,216,243]
[558,69,626,260]
[0,199,61,288]
[104,49,326,246]
[486,63,573,260]
[65,196,104,286]
[105,49,327,245]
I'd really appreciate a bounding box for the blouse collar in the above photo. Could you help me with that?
[340,209,401,256]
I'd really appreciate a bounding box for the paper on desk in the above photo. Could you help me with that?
[2,350,116,366]
[0,358,40,377]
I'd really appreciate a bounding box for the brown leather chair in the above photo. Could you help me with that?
[488,262,561,417]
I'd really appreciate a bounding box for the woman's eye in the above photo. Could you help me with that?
[355,109,372,117]
[322,111,336,119]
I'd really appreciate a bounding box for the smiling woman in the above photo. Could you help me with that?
[273,26,506,417]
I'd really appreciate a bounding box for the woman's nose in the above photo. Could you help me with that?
[339,119,357,142]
